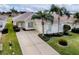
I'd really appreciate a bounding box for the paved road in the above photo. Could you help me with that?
[16,30,59,55]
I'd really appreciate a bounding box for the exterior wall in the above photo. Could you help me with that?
[18,22,23,28]
[24,20,35,30]
[13,20,35,30]
[13,21,17,25]
[34,20,42,33]
[44,22,64,34]
[74,23,79,28]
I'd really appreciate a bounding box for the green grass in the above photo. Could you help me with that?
[47,32,79,55]
[1,17,22,55]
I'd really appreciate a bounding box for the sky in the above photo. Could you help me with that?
[0,4,79,12]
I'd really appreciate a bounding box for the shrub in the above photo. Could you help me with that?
[45,32,63,37]
[63,25,71,35]
[13,25,18,29]
[71,28,79,33]
[22,28,26,31]
[38,33,63,42]
[14,28,20,32]
[38,34,50,42]
[13,25,20,32]
[52,32,63,37]
[58,39,68,46]
[2,28,8,34]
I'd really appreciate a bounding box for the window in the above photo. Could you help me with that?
[28,22,33,28]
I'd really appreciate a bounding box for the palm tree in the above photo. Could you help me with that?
[61,7,70,19]
[50,5,70,33]
[50,5,63,33]
[65,11,70,19]
[32,10,54,36]
[10,7,18,13]
[73,12,79,28]
[10,7,18,16]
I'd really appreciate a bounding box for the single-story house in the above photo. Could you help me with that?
[13,12,35,30]
[13,12,75,34]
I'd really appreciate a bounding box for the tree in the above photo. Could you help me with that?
[73,12,79,28]
[63,25,71,35]
[32,10,54,36]
[50,5,63,33]
[61,7,70,19]
[10,7,18,13]
[10,7,18,17]
[65,11,70,19]
[50,5,70,33]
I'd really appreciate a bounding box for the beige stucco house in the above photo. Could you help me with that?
[13,12,35,30]
[13,12,75,34]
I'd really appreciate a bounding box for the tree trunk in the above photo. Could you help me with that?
[42,19,44,36]
[58,16,60,33]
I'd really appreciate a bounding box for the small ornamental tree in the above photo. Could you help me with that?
[63,25,71,35]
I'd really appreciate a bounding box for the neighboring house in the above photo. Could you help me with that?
[13,12,75,34]
[13,12,35,30]
[0,15,8,31]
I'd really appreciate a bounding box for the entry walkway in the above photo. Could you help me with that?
[16,30,59,55]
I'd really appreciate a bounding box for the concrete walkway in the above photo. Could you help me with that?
[16,30,59,55]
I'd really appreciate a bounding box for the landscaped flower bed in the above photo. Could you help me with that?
[58,39,68,46]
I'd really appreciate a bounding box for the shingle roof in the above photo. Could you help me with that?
[13,12,33,21]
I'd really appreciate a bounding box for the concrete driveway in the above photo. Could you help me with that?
[16,30,59,55]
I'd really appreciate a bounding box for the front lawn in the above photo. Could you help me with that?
[1,17,22,55]
[47,32,79,55]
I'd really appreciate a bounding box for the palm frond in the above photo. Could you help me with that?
[50,5,60,13]
[44,13,54,24]
[31,14,41,19]
[32,10,54,24]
